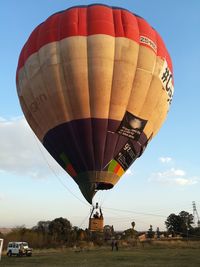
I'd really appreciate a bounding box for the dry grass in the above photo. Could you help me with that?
[1,241,200,267]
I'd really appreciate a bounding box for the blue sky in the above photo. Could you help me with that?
[0,0,200,231]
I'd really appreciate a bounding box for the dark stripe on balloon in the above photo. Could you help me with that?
[43,119,95,173]
[43,118,148,175]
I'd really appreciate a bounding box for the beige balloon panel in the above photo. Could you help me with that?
[17,35,170,144]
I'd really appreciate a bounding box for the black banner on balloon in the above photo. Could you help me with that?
[114,141,137,171]
[117,111,147,140]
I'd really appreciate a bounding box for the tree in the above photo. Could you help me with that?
[179,211,193,232]
[49,217,72,244]
[35,221,51,234]
[190,226,200,237]
[33,221,52,248]
[131,221,135,229]
[165,211,193,237]
[156,227,160,239]
[147,225,154,239]
[103,225,114,241]
[123,222,138,242]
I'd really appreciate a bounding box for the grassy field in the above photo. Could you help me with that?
[1,242,200,267]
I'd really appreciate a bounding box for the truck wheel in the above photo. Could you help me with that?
[27,253,32,257]
[7,251,12,257]
[18,251,23,257]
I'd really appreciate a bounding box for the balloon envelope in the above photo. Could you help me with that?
[16,4,174,203]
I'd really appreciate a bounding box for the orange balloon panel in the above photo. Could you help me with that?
[16,4,174,203]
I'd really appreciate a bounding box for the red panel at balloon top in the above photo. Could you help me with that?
[16,5,156,74]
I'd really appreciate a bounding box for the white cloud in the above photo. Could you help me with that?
[174,178,198,186]
[156,168,185,178]
[149,168,199,186]
[161,168,185,177]
[173,169,185,176]
[126,169,133,175]
[159,157,172,163]
[0,193,5,201]
[0,117,62,179]
[0,117,6,122]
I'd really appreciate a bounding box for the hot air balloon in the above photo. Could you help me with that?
[16,4,174,204]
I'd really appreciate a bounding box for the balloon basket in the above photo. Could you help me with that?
[88,202,104,232]
[89,217,104,232]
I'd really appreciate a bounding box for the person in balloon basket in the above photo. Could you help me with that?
[93,211,99,219]
[93,207,103,219]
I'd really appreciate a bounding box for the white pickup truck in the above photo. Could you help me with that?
[7,242,32,257]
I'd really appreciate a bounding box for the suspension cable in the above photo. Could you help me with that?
[31,131,90,207]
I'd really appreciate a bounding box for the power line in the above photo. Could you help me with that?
[103,206,167,218]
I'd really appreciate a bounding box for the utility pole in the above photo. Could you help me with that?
[192,201,200,228]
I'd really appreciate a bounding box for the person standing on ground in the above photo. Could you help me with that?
[115,241,119,251]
